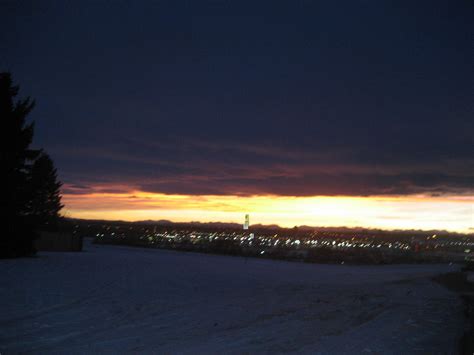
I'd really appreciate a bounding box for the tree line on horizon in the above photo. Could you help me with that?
[1,72,63,258]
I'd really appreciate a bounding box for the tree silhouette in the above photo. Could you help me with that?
[29,152,64,230]
[0,72,63,257]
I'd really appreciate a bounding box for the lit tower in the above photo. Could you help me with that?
[243,214,249,230]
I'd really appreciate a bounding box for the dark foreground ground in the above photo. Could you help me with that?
[0,239,468,354]
[434,271,474,354]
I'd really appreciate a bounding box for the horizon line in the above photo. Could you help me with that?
[65,216,474,236]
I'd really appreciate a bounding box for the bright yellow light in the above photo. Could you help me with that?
[62,191,474,233]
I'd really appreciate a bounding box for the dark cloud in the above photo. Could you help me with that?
[138,172,473,197]
[56,139,473,196]
[2,0,473,197]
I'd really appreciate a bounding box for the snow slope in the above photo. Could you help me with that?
[0,239,464,354]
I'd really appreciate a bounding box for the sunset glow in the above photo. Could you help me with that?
[63,191,473,233]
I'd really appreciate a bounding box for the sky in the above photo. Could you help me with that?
[2,0,473,232]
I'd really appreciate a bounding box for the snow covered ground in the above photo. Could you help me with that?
[0,239,464,354]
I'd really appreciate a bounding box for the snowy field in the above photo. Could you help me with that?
[0,239,464,354]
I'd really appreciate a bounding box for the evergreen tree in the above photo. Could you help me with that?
[29,152,64,230]
[0,72,62,257]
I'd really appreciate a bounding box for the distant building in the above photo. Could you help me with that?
[243,214,249,230]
